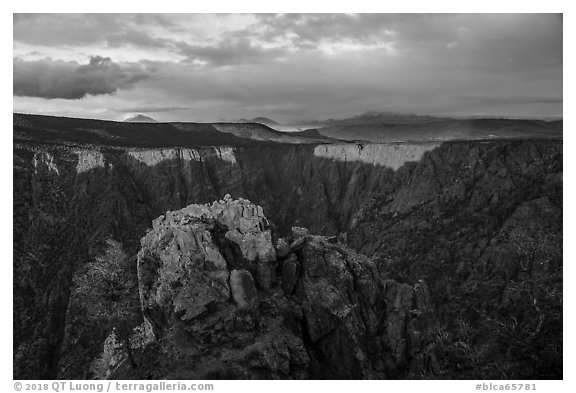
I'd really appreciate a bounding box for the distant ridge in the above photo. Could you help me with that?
[237,117,279,126]
[123,114,157,123]
[13,113,329,148]
[327,111,450,125]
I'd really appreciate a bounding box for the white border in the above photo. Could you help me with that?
[3,2,572,391]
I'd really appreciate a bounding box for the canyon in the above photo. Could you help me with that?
[13,115,562,379]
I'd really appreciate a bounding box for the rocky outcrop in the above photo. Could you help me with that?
[119,196,436,379]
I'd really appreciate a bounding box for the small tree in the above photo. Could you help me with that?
[72,239,140,373]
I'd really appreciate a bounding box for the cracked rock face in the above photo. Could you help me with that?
[137,195,274,328]
[129,196,436,379]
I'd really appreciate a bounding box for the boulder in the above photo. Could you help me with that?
[230,269,258,310]
[275,238,291,258]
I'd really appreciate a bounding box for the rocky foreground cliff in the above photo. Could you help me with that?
[13,139,562,379]
[95,196,434,379]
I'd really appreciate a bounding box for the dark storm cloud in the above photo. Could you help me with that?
[176,38,287,65]
[13,14,174,48]
[13,56,153,99]
[252,13,562,70]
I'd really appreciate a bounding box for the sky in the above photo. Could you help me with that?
[13,13,563,123]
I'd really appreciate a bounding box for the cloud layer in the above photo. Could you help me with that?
[14,56,153,99]
[13,14,562,121]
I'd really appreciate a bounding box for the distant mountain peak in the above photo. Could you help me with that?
[250,117,279,125]
[123,114,157,123]
[237,117,279,126]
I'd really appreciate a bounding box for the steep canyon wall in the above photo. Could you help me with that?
[13,139,562,379]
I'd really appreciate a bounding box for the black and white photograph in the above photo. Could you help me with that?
[9,6,568,386]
